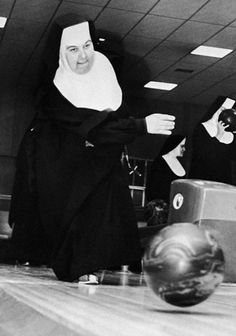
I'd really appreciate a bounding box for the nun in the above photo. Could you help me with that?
[188,100,236,185]
[9,14,175,284]
[146,135,186,204]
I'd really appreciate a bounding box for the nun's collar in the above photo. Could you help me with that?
[202,121,234,144]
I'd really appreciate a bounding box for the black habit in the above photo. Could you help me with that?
[188,124,234,184]
[9,84,146,281]
[146,135,185,203]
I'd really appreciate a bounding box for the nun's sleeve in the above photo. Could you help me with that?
[43,90,147,144]
[47,106,147,144]
[87,114,147,145]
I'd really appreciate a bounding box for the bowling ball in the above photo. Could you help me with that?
[218,108,236,132]
[144,199,169,226]
[143,223,224,307]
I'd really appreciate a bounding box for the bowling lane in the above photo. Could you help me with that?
[0,264,235,336]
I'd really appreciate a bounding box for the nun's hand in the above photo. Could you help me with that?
[216,121,229,140]
[145,114,175,135]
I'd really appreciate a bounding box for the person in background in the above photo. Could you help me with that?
[144,135,186,228]
[144,135,186,229]
[8,13,175,284]
[188,103,236,185]
[146,135,186,205]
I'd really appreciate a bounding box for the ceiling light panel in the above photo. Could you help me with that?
[191,45,233,58]
[144,81,178,90]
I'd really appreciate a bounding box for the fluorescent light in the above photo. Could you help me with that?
[0,17,7,28]
[191,45,233,58]
[144,81,178,91]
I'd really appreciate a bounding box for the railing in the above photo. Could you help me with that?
[127,157,153,207]
[0,194,12,239]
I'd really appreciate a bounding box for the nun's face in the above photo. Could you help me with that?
[65,39,95,74]
[171,138,186,157]
[176,139,186,157]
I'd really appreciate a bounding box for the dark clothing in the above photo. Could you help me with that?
[146,134,186,203]
[9,85,146,281]
[146,157,179,203]
[189,124,234,184]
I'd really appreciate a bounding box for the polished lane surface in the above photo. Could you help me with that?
[0,264,235,336]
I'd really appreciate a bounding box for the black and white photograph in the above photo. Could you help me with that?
[0,1,236,335]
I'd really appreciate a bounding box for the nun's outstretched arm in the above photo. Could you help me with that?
[87,115,147,145]
[87,113,175,145]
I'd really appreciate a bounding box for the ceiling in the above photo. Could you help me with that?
[1,0,236,107]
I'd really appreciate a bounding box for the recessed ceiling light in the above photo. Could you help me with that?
[0,17,7,28]
[191,45,233,58]
[175,68,194,73]
[144,81,178,91]
[99,37,106,42]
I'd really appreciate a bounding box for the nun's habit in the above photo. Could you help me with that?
[188,97,236,184]
[9,14,147,281]
[146,135,186,203]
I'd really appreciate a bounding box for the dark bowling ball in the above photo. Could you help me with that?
[144,199,169,226]
[218,108,236,132]
[143,223,225,307]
